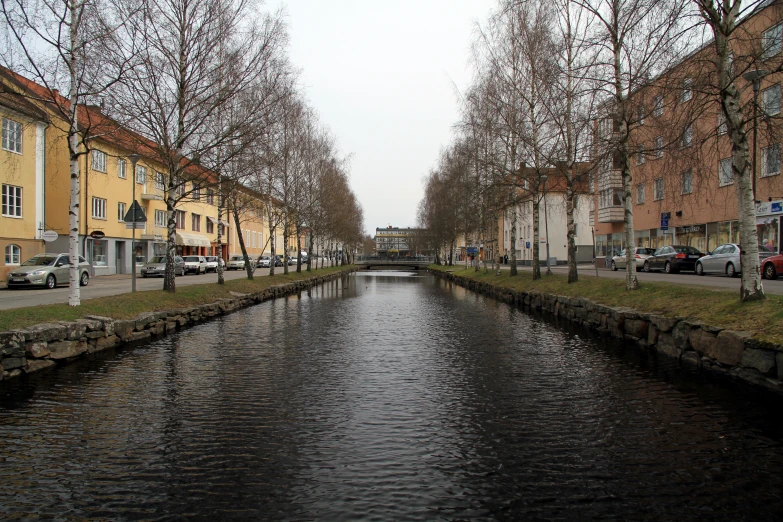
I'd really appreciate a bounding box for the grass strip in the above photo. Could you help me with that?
[430,265,783,345]
[0,266,351,333]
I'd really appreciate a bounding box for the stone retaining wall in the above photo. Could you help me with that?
[0,269,356,381]
[433,269,783,393]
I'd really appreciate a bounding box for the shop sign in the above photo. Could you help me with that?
[41,230,58,242]
[89,230,105,239]
[675,225,701,234]
[755,200,783,215]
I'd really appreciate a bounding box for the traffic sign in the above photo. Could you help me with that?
[123,200,147,223]
[525,241,531,249]
[661,212,671,230]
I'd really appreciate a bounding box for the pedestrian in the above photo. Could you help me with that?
[504,254,508,265]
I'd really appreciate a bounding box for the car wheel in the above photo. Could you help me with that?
[611,261,617,271]
[142,273,148,278]
[696,262,705,276]
[643,261,650,272]
[46,274,56,289]
[726,263,737,278]
[664,261,673,274]
[764,263,777,280]
[79,272,89,286]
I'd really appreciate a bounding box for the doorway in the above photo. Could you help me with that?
[116,241,126,274]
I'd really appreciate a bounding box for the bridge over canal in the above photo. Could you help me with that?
[354,256,434,270]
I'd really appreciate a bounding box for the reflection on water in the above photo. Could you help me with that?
[1,271,782,520]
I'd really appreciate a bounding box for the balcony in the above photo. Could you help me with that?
[598,207,624,223]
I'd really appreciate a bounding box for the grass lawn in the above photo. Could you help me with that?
[0,266,350,333]
[430,265,783,345]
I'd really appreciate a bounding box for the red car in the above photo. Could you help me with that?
[761,254,783,279]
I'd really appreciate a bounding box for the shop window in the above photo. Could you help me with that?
[5,244,20,265]
[92,240,108,266]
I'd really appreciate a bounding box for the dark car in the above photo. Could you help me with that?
[643,245,704,273]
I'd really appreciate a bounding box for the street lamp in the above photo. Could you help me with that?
[540,174,552,275]
[128,153,140,292]
[743,68,768,200]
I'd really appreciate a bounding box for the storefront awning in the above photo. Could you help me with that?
[175,232,210,247]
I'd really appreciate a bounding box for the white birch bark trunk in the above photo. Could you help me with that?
[67,0,82,306]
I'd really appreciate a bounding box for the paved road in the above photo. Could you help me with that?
[459,261,783,295]
[0,265,328,310]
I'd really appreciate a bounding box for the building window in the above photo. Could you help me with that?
[588,173,594,194]
[637,104,645,125]
[681,124,692,148]
[654,178,664,201]
[719,157,734,186]
[192,183,201,201]
[155,171,165,191]
[174,178,185,197]
[763,23,782,59]
[718,110,727,135]
[207,220,214,234]
[636,183,645,204]
[637,146,645,165]
[762,84,781,116]
[654,136,663,158]
[2,117,22,153]
[206,189,214,204]
[175,210,186,229]
[5,244,20,265]
[92,197,107,219]
[136,165,147,185]
[762,143,781,177]
[92,149,107,172]
[118,202,126,221]
[2,184,22,217]
[192,213,201,231]
[155,209,167,227]
[118,158,127,179]
[653,95,663,117]
[681,78,692,102]
[681,170,693,194]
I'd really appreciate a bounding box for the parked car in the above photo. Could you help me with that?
[643,245,705,273]
[204,256,224,272]
[761,253,783,279]
[6,253,91,289]
[257,255,272,268]
[141,255,186,278]
[227,255,254,270]
[274,255,283,267]
[695,243,742,277]
[611,247,655,271]
[288,256,297,266]
[183,255,207,274]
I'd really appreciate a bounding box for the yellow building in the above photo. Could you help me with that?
[0,85,48,280]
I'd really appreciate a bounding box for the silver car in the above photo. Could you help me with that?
[6,253,91,289]
[183,255,207,274]
[257,255,272,268]
[610,247,655,271]
[695,243,744,277]
[140,255,186,277]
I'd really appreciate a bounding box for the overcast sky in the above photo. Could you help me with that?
[266,0,495,236]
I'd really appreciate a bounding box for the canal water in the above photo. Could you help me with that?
[1,271,783,520]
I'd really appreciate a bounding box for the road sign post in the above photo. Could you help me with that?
[123,199,147,292]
